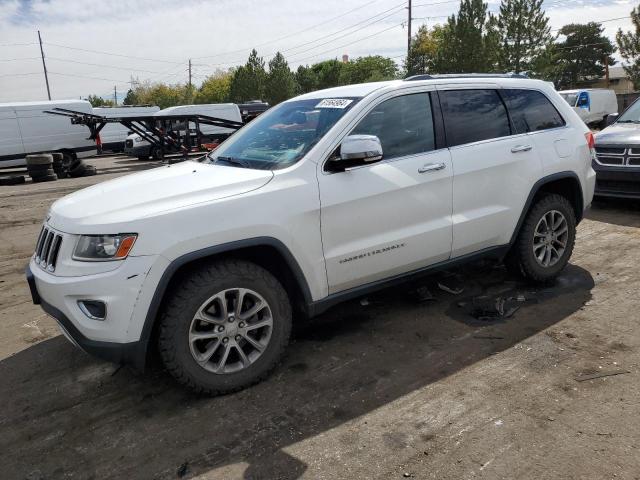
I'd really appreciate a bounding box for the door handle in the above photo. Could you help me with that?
[511,144,532,153]
[418,162,446,173]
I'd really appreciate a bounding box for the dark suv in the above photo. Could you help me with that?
[594,98,640,198]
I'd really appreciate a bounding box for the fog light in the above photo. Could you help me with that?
[78,300,106,320]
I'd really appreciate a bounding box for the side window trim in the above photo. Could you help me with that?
[430,90,447,150]
[496,89,517,136]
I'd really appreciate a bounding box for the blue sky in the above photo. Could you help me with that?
[0,0,636,102]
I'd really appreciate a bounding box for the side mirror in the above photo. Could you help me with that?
[605,113,619,126]
[326,135,383,172]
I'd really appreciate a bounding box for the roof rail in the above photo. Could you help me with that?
[405,73,529,81]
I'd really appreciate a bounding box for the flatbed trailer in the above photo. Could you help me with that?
[45,107,245,159]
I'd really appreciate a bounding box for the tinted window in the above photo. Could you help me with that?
[440,89,511,147]
[352,93,435,159]
[503,89,565,132]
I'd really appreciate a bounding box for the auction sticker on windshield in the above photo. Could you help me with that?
[315,99,353,109]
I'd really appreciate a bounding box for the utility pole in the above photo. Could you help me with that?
[37,30,51,100]
[188,59,192,90]
[604,56,610,89]
[407,0,412,58]
[114,85,118,106]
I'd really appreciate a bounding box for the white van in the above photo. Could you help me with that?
[124,103,242,160]
[0,100,97,168]
[559,88,618,127]
[93,105,160,153]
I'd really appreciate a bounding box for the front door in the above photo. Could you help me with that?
[318,91,453,294]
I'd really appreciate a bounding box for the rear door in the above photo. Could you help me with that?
[0,109,25,165]
[501,88,571,179]
[438,87,542,257]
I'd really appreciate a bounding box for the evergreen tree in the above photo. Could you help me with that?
[122,89,139,105]
[295,65,318,94]
[340,55,398,83]
[229,49,266,102]
[438,0,495,73]
[311,59,344,89]
[555,23,615,89]
[265,52,296,105]
[617,6,640,89]
[494,0,551,74]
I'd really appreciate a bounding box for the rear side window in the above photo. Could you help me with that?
[439,89,511,147]
[502,89,565,133]
[351,92,435,159]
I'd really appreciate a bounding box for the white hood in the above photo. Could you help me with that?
[48,161,273,232]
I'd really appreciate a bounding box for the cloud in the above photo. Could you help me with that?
[0,0,636,101]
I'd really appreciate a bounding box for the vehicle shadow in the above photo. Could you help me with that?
[587,197,640,228]
[0,264,594,480]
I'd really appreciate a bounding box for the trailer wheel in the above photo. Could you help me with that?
[151,146,164,160]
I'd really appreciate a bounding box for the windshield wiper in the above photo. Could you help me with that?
[214,156,251,168]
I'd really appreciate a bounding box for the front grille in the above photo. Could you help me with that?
[595,146,625,155]
[595,145,640,167]
[34,226,63,272]
[125,139,133,148]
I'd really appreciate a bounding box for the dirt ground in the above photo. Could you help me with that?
[1,155,639,480]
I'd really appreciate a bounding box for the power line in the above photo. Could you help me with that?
[0,72,41,78]
[0,56,40,62]
[47,57,166,74]
[192,0,386,59]
[289,22,405,64]
[0,42,37,47]
[44,42,183,64]
[48,71,131,85]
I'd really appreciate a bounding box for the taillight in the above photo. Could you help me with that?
[585,132,595,149]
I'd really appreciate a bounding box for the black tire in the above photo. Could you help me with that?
[68,160,87,178]
[137,155,150,161]
[28,163,55,173]
[158,260,292,395]
[0,175,25,186]
[29,169,55,179]
[506,193,576,283]
[31,173,58,183]
[25,154,53,166]
[150,146,164,160]
[82,165,97,176]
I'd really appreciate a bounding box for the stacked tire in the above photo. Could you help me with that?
[68,157,97,178]
[51,152,67,179]
[26,154,57,183]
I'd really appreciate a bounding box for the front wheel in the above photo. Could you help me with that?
[506,193,576,283]
[158,260,292,395]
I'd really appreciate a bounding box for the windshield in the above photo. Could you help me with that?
[617,98,640,123]
[560,93,578,107]
[206,97,360,170]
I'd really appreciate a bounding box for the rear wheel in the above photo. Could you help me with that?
[151,146,164,160]
[506,193,576,283]
[158,260,292,395]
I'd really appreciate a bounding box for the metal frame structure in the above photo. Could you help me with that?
[45,107,245,156]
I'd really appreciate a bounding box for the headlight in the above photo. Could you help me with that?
[73,234,137,261]
[134,136,144,143]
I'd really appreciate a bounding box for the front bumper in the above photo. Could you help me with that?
[593,162,640,198]
[25,255,157,369]
[124,144,151,157]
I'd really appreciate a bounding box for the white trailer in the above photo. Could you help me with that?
[559,88,618,127]
[93,105,160,152]
[0,99,97,168]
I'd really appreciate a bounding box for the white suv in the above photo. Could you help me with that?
[26,75,596,394]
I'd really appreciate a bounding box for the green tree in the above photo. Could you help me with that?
[438,0,496,73]
[493,0,551,74]
[265,52,296,105]
[86,94,114,107]
[311,59,344,89]
[195,71,232,104]
[122,89,139,105]
[295,65,318,94]
[340,55,398,83]
[405,25,446,75]
[617,6,640,89]
[229,49,267,102]
[555,23,615,89]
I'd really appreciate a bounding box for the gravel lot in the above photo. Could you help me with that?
[1,155,639,480]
